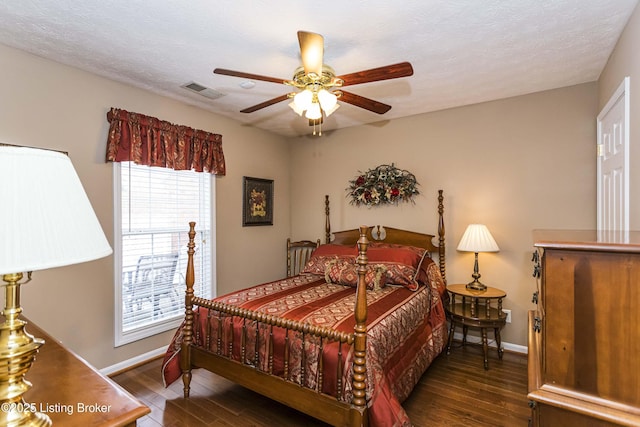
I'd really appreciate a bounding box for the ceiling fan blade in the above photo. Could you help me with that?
[338,62,414,87]
[214,68,285,85]
[240,94,290,113]
[298,31,324,76]
[338,90,392,114]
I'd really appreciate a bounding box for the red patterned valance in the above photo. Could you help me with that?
[105,107,226,175]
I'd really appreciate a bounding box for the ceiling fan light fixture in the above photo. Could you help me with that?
[305,102,322,120]
[214,31,413,136]
[288,101,305,116]
[324,102,340,117]
[317,89,337,111]
[293,89,313,111]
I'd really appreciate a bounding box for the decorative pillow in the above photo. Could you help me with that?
[367,245,426,269]
[377,264,416,290]
[301,244,357,275]
[303,242,433,292]
[324,258,387,290]
[366,244,432,290]
[415,253,436,285]
[302,255,351,275]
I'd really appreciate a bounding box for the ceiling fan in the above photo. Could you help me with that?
[213,31,414,134]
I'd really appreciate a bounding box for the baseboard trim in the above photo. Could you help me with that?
[453,331,528,354]
[101,346,167,377]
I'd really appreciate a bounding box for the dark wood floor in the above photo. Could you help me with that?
[112,343,530,427]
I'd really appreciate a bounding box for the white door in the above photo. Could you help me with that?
[597,77,629,232]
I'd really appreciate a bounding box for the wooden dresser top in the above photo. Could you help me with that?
[22,317,150,426]
[533,229,640,252]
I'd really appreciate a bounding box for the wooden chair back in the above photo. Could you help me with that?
[286,238,320,277]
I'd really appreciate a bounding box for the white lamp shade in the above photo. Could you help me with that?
[324,102,340,117]
[305,102,322,120]
[293,89,313,111]
[0,145,112,274]
[457,224,499,253]
[317,89,337,111]
[288,101,305,116]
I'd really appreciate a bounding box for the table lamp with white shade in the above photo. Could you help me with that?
[457,224,499,291]
[0,145,112,426]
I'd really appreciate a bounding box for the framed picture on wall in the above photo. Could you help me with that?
[242,176,274,226]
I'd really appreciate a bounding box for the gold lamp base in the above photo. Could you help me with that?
[0,273,51,427]
[465,252,487,292]
[465,279,487,292]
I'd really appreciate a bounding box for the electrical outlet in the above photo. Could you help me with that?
[503,309,512,323]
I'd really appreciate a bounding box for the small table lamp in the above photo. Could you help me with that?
[0,145,112,426]
[457,224,499,291]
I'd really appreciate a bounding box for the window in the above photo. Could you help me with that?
[114,162,214,346]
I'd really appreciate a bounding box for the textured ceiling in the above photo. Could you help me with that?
[0,1,637,138]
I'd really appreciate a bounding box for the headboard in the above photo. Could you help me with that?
[324,189,446,283]
[330,226,438,251]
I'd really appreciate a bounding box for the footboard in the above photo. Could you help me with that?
[180,222,371,427]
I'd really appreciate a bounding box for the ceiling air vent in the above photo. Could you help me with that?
[181,82,225,100]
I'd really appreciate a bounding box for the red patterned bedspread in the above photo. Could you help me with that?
[162,259,448,427]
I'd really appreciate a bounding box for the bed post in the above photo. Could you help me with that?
[325,194,331,244]
[437,190,446,284]
[350,226,369,427]
[181,222,196,398]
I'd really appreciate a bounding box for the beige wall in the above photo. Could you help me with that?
[290,83,598,347]
[0,43,291,369]
[598,2,640,228]
[1,20,614,365]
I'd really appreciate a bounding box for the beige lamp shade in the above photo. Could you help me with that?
[457,224,498,291]
[0,145,112,274]
[457,224,500,253]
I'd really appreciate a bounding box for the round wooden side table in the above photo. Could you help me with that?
[445,283,507,370]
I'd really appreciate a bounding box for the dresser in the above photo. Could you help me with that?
[528,230,640,426]
[22,317,150,426]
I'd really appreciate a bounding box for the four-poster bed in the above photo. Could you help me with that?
[162,190,448,427]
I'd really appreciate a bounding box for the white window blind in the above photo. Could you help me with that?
[114,162,213,346]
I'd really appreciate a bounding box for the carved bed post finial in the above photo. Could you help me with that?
[438,190,446,284]
[351,226,369,425]
[181,221,197,398]
[325,195,331,244]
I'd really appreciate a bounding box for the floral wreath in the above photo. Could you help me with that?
[347,163,419,206]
